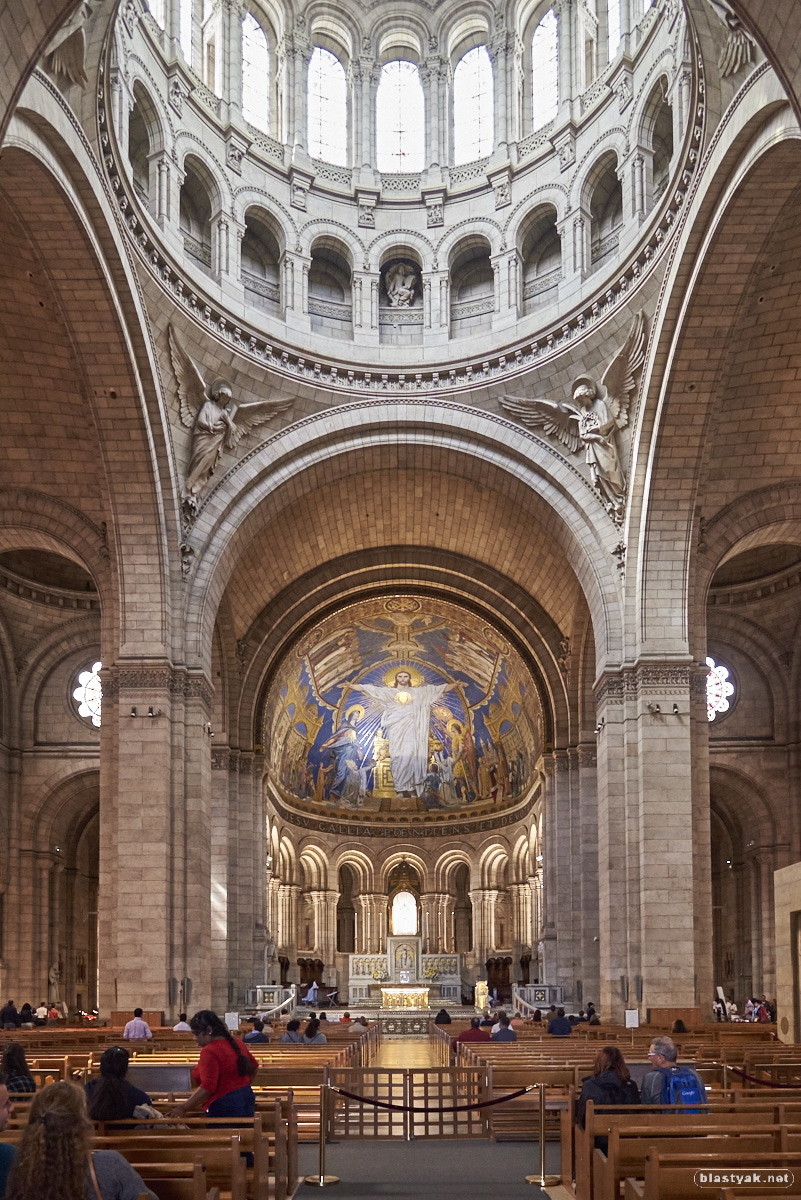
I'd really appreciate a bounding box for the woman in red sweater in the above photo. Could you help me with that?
[170,1010,258,1118]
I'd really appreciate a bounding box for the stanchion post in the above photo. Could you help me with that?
[526,1083,561,1187]
[304,1083,339,1187]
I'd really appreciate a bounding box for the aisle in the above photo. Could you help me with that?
[298,1138,553,1198]
[370,1036,442,1068]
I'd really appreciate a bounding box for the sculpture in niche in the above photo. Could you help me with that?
[385,262,419,307]
[501,311,646,520]
[168,325,293,520]
[45,2,92,88]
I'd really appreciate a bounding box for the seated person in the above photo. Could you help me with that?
[303,1018,327,1045]
[576,1047,639,1151]
[640,1036,706,1107]
[547,1007,572,1036]
[349,1016,369,1032]
[85,1046,151,1121]
[173,1012,192,1031]
[510,1012,525,1029]
[6,1082,157,1200]
[33,1002,48,1026]
[341,1012,352,1023]
[528,1008,543,1025]
[243,1018,269,1043]
[1,1045,36,1095]
[479,1010,494,1028]
[454,1017,490,1044]
[434,1008,452,1025]
[18,1005,34,1029]
[280,1019,304,1044]
[491,1015,517,1042]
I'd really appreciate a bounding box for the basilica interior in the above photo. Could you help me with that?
[2,0,801,1032]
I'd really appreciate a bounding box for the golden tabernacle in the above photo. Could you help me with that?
[380,986,430,1009]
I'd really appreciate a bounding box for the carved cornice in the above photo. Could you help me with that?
[265,781,538,838]
[101,663,213,708]
[594,662,697,703]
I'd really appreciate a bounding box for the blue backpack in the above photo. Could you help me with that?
[660,1065,706,1111]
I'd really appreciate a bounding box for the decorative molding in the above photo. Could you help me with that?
[103,664,213,708]
[266,782,538,838]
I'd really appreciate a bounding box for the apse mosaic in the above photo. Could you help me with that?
[265,596,543,820]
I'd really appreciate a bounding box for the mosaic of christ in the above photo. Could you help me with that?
[264,596,543,818]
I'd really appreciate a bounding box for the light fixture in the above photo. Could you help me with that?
[594,718,605,734]
[130,707,137,718]
[647,702,661,713]
[672,703,679,715]
[148,706,163,718]
[205,722,214,737]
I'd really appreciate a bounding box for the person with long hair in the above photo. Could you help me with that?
[1,1043,36,1094]
[4,1080,156,1200]
[169,1010,258,1118]
[85,1047,150,1122]
[302,1018,326,1045]
[576,1046,639,1144]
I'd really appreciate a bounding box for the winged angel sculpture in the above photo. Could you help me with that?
[501,312,646,520]
[168,325,293,518]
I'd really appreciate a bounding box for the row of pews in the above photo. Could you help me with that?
[0,1020,378,1199]
[431,1019,801,1199]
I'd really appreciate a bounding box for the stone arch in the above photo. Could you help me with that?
[334,848,376,894]
[182,407,622,683]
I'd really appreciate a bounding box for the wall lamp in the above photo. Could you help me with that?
[672,703,680,715]
[594,718,605,735]
[205,722,214,737]
[647,702,661,713]
[130,706,163,718]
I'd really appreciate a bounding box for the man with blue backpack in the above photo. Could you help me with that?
[640,1036,707,1110]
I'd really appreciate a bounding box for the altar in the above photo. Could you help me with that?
[380,986,429,1009]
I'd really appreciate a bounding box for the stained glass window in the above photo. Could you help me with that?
[376,60,425,173]
[308,48,348,165]
[242,12,270,132]
[453,46,494,164]
[73,661,102,728]
[706,656,734,722]
[531,10,558,131]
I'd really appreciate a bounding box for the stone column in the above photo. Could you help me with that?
[217,0,245,121]
[150,151,172,225]
[468,888,498,966]
[508,882,532,953]
[554,0,575,120]
[577,745,601,1005]
[540,751,581,1001]
[309,889,338,981]
[350,59,380,171]
[595,662,712,1022]
[420,56,449,167]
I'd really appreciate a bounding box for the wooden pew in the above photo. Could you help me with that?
[128,1159,210,1200]
[112,1134,245,1200]
[596,1127,786,1200]
[624,1150,801,1199]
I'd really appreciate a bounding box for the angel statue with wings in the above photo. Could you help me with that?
[168,325,293,516]
[501,311,646,519]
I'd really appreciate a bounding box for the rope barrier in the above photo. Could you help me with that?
[726,1065,801,1089]
[328,1083,535,1113]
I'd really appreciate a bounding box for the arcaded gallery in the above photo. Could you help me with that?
[2,0,801,1173]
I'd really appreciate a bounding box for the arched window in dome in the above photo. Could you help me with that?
[179,0,192,62]
[308,47,347,165]
[607,0,622,60]
[531,10,558,131]
[147,0,165,28]
[453,46,494,165]
[242,12,270,132]
[376,60,425,173]
[706,657,735,722]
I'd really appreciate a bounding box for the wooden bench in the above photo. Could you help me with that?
[623,1150,801,1199]
[596,1127,787,1200]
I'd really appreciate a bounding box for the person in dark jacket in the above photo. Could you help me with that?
[1,1045,37,1095]
[547,1007,572,1036]
[85,1045,151,1121]
[576,1046,639,1151]
[0,1002,19,1031]
[434,1008,452,1025]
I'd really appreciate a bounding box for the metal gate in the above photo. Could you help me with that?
[326,1066,489,1139]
